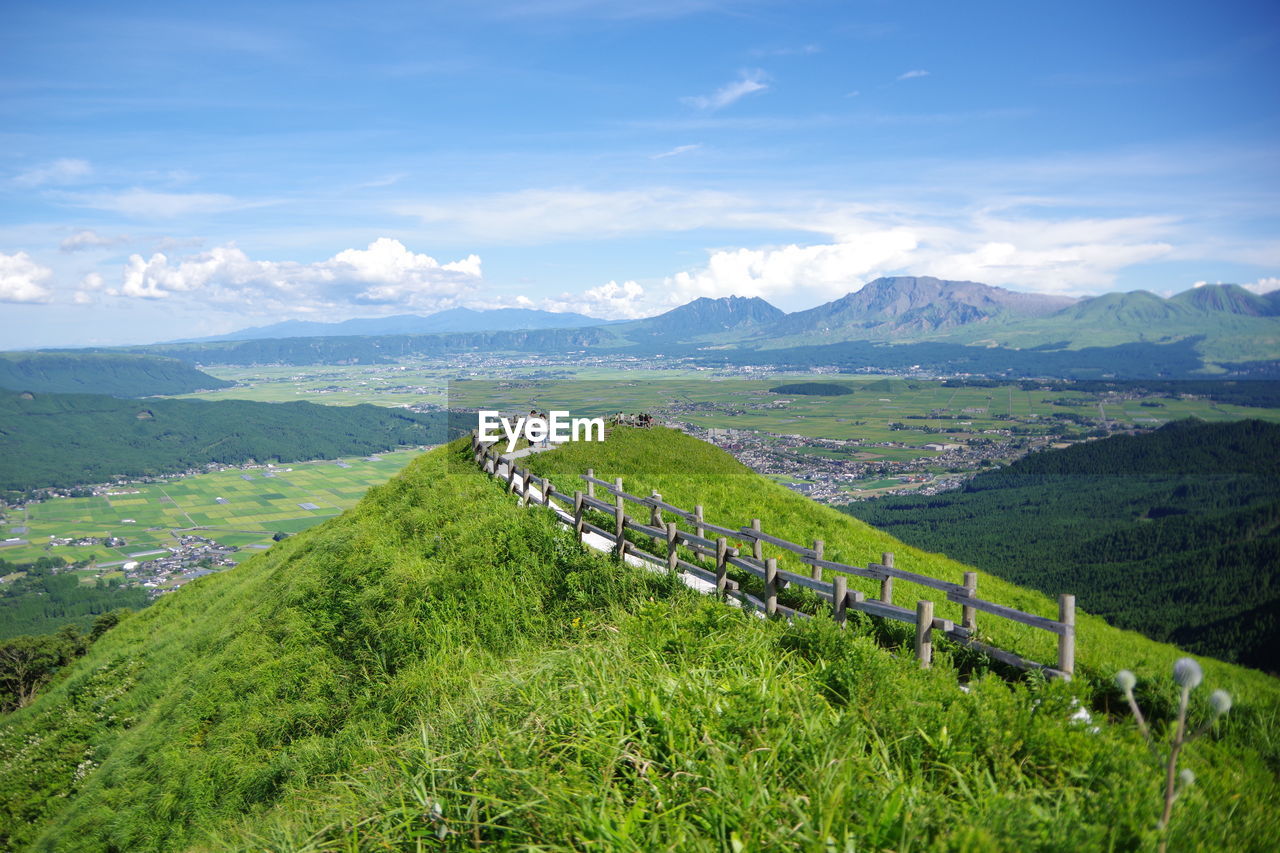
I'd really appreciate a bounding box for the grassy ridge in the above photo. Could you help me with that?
[0,435,1277,850]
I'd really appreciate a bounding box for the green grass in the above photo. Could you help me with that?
[1,435,1277,851]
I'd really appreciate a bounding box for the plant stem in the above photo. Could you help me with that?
[1157,686,1191,853]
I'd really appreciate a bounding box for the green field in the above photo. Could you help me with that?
[0,450,422,566]
[177,364,1280,436]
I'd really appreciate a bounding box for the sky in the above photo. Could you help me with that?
[1,0,1278,348]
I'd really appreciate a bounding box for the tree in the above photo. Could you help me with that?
[0,635,63,710]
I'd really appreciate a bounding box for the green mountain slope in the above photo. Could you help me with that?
[0,391,451,490]
[2,434,1278,851]
[845,419,1280,671]
[0,352,232,397]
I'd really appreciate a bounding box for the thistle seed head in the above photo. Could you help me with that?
[1179,768,1196,788]
[1115,670,1136,693]
[1210,689,1232,716]
[1173,657,1203,691]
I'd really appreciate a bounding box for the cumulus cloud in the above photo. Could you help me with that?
[0,252,55,303]
[14,158,92,188]
[683,70,769,111]
[897,69,929,81]
[661,228,920,308]
[542,280,650,319]
[60,229,128,252]
[537,209,1186,318]
[114,238,484,314]
[1244,277,1280,295]
[73,272,106,304]
[915,215,1175,293]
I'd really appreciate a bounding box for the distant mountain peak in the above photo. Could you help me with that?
[623,295,785,339]
[1170,283,1275,316]
[768,276,1077,338]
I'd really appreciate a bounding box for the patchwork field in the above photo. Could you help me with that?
[443,377,1280,443]
[0,450,421,566]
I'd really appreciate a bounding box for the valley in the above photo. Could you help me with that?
[0,450,422,638]
[173,361,1280,501]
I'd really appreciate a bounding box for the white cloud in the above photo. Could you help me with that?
[542,279,649,319]
[897,69,929,81]
[661,228,920,309]
[71,189,245,219]
[13,158,92,188]
[683,70,769,111]
[539,210,1186,317]
[651,144,701,159]
[74,271,105,304]
[0,252,55,303]
[1244,277,1280,295]
[113,238,484,314]
[60,229,128,252]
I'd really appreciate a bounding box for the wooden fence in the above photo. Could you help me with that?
[470,434,1075,680]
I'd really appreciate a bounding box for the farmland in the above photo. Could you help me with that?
[180,361,1280,434]
[0,450,421,570]
[171,361,1280,501]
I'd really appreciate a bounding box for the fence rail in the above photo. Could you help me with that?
[470,434,1075,679]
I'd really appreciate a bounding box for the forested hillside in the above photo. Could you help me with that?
[846,419,1280,671]
[1,434,1278,851]
[0,391,451,490]
[0,558,148,642]
[0,352,232,397]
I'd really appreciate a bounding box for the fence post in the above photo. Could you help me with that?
[915,600,934,669]
[962,572,978,632]
[666,522,678,573]
[507,462,518,493]
[586,468,595,499]
[751,518,763,561]
[613,477,625,559]
[715,537,728,596]
[832,574,847,626]
[765,557,778,616]
[695,505,704,539]
[880,551,895,604]
[1058,594,1075,678]
[543,477,552,507]
[812,539,824,581]
[650,492,663,528]
[573,491,584,542]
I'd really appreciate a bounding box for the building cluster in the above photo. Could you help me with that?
[116,535,240,594]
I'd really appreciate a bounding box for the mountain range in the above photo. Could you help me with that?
[185,306,605,342]
[29,277,1280,377]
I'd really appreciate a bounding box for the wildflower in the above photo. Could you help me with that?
[1172,657,1202,691]
[1179,768,1195,788]
[1115,670,1136,693]
[1209,689,1232,716]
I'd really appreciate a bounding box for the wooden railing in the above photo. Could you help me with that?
[471,434,1075,679]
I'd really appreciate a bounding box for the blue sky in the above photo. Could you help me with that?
[1,0,1277,347]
